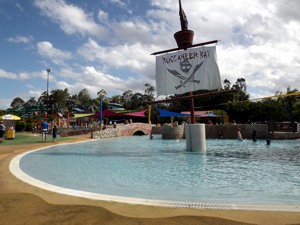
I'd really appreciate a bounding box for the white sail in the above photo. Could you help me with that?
[156,46,222,97]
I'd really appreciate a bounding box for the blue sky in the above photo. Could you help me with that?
[1,0,300,110]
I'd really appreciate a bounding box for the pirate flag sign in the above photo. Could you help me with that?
[155,46,222,97]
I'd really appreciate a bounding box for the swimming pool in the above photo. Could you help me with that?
[12,136,300,208]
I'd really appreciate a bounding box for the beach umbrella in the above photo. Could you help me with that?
[0,114,21,120]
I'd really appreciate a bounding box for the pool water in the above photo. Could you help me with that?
[20,136,300,205]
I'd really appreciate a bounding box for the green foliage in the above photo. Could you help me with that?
[10,97,25,109]
[6,80,300,125]
[16,121,26,132]
[50,88,69,113]
[25,122,33,132]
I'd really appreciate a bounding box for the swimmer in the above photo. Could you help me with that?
[237,128,243,141]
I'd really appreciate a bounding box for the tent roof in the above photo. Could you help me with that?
[181,111,221,117]
[181,111,210,115]
[73,113,93,118]
[74,109,148,118]
[91,110,125,117]
[203,112,221,117]
[154,108,189,117]
[123,110,147,117]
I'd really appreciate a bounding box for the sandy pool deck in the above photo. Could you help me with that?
[0,133,300,225]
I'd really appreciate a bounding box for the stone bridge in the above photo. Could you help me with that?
[118,123,152,136]
[92,123,152,139]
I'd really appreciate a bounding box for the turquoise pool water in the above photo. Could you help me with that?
[19,136,300,205]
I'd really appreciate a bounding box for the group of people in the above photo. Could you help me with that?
[41,119,58,143]
[237,128,271,145]
[0,119,58,143]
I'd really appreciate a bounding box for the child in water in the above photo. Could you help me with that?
[252,130,257,142]
[266,135,271,145]
[52,125,58,142]
[237,128,243,141]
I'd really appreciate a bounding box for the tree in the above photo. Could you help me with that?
[109,95,122,105]
[78,88,93,112]
[38,91,48,111]
[10,97,25,110]
[223,79,231,90]
[284,86,298,124]
[78,88,91,100]
[90,98,101,112]
[49,88,70,114]
[97,89,107,100]
[228,78,249,102]
[144,83,155,102]
[294,101,300,122]
[23,97,37,108]
[122,90,133,109]
[129,93,144,110]
[232,78,246,92]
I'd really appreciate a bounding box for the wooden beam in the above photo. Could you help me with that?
[149,89,238,104]
[151,40,219,55]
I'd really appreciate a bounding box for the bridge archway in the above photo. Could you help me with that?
[133,130,146,136]
[118,123,152,137]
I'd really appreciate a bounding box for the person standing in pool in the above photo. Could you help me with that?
[237,128,243,141]
[41,119,49,142]
[52,125,58,142]
[266,134,271,145]
[252,130,257,142]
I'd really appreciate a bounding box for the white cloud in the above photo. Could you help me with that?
[0,98,12,110]
[98,10,108,24]
[19,72,30,80]
[112,19,153,44]
[170,0,300,97]
[77,39,138,69]
[28,90,43,99]
[2,0,300,110]
[7,35,34,44]
[15,3,23,12]
[54,66,146,98]
[110,0,127,8]
[275,0,300,22]
[0,68,48,82]
[33,0,107,37]
[0,69,18,79]
[15,2,24,12]
[37,41,72,65]
[72,0,300,98]
[77,38,155,81]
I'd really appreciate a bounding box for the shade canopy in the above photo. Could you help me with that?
[154,108,189,117]
[73,113,93,118]
[201,112,220,117]
[91,110,124,117]
[123,110,147,117]
[0,114,21,120]
[181,111,221,117]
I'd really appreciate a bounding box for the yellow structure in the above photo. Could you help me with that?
[7,128,15,139]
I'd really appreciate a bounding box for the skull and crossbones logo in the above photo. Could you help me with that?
[167,60,203,89]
